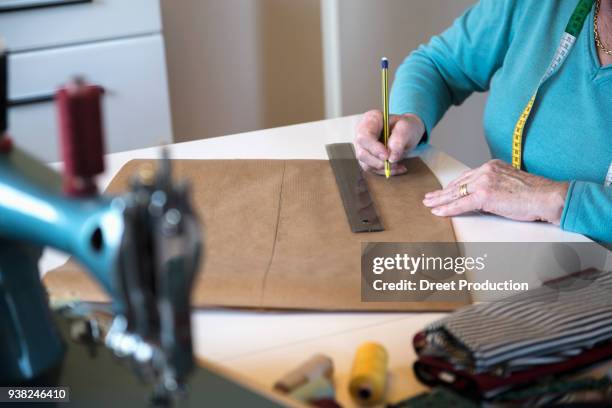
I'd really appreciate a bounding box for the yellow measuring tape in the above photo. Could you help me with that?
[511,0,594,170]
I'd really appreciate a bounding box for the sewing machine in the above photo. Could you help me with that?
[0,44,287,407]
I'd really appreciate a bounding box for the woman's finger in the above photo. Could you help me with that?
[423,178,480,208]
[355,135,388,161]
[424,169,477,201]
[442,160,507,191]
[423,185,463,208]
[359,161,373,173]
[359,161,407,176]
[425,158,505,202]
[445,168,479,190]
[372,163,408,176]
[387,119,413,163]
[430,193,482,217]
[424,171,481,206]
[355,111,388,161]
[355,146,384,170]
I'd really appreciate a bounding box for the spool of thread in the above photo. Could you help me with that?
[274,354,334,393]
[288,376,335,404]
[56,77,105,197]
[349,342,388,406]
[0,136,12,154]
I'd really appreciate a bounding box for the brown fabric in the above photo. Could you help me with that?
[44,158,468,311]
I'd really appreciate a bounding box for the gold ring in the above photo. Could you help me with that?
[459,183,470,198]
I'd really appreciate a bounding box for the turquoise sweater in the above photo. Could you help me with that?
[390,0,612,242]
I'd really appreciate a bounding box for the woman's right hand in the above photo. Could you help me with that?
[353,110,426,176]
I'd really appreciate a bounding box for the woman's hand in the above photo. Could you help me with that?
[423,159,570,225]
[354,110,425,176]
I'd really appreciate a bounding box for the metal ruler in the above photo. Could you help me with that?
[326,143,384,233]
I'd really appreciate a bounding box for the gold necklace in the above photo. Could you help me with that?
[595,0,612,55]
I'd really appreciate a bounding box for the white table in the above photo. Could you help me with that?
[41,115,599,407]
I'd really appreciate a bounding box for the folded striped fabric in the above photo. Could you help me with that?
[422,269,612,375]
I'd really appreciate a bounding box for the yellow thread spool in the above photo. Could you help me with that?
[349,342,388,406]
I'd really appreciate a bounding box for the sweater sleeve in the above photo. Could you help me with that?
[389,0,518,139]
[561,181,612,243]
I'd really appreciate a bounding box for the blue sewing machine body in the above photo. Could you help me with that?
[0,142,204,407]
[0,148,125,383]
[0,73,202,402]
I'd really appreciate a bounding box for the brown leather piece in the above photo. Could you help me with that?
[44,158,468,311]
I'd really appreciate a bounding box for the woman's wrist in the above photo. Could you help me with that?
[540,181,570,225]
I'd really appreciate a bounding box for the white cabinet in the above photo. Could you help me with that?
[9,35,172,162]
[0,0,162,52]
[1,0,172,162]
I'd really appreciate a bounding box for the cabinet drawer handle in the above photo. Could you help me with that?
[0,0,93,14]
[8,92,55,107]
[9,86,107,107]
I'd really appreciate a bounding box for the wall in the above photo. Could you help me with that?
[161,0,492,167]
[328,0,491,167]
[160,0,325,143]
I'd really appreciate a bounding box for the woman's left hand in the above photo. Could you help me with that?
[423,159,570,225]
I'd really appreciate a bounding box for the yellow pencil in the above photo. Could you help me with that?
[381,58,391,179]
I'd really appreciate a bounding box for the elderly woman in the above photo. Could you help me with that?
[354,0,611,242]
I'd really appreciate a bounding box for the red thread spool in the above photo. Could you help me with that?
[0,135,12,154]
[56,78,105,197]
